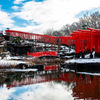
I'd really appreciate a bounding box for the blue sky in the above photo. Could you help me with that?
[0,0,100,34]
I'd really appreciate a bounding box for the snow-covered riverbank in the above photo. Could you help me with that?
[0,59,26,67]
[65,58,100,64]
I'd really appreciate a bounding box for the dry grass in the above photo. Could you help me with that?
[32,57,61,66]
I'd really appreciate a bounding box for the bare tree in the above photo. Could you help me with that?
[60,24,71,36]
[44,28,54,36]
[44,11,100,36]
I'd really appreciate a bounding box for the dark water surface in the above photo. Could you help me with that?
[0,67,100,100]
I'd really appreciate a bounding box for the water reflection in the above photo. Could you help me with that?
[73,73,100,100]
[0,66,100,100]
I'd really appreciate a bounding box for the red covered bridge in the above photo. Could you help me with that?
[5,27,100,58]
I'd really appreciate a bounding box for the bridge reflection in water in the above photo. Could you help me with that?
[0,67,100,100]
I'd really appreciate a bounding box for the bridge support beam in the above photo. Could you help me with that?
[90,52,93,58]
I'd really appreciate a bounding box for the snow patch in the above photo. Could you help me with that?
[65,58,100,64]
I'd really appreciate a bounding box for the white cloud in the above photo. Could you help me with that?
[0,9,14,29]
[14,0,25,4]
[0,87,15,100]
[12,0,100,33]
[11,6,19,10]
[15,82,74,100]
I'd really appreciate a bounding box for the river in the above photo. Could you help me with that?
[0,65,100,100]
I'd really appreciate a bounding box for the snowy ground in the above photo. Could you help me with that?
[0,59,26,67]
[0,68,38,72]
[59,45,75,59]
[65,58,100,64]
[60,45,75,54]
[64,51,100,64]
